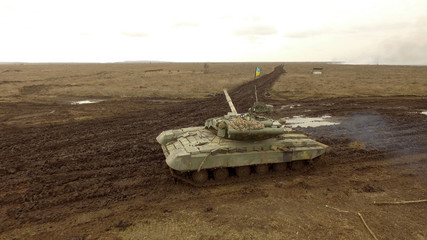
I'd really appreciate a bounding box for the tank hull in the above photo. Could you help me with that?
[156,127,328,172]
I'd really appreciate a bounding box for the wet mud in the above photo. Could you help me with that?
[0,65,426,239]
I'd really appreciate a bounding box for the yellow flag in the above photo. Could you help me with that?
[256,67,260,76]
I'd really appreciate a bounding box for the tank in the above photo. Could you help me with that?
[156,89,329,186]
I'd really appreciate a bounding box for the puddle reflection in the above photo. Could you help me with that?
[285,115,340,128]
[71,100,104,105]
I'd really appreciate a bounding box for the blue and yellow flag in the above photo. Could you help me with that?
[255,67,260,77]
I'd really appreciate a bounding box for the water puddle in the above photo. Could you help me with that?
[285,115,340,128]
[280,104,301,109]
[71,99,104,105]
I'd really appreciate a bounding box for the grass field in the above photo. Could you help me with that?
[0,63,278,102]
[1,62,426,103]
[272,63,427,100]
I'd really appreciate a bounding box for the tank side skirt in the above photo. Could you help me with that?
[166,148,325,171]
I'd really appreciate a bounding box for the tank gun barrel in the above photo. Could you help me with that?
[223,89,238,114]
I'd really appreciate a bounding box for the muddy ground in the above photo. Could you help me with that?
[0,65,426,239]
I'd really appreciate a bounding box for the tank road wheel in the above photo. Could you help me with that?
[213,168,229,181]
[235,166,251,178]
[291,160,305,170]
[273,163,287,172]
[255,164,269,175]
[192,170,208,183]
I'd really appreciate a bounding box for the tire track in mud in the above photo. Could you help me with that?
[1,65,426,233]
[0,65,287,231]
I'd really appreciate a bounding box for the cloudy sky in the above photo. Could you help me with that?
[1,0,426,64]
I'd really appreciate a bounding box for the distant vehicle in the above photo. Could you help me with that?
[156,89,329,186]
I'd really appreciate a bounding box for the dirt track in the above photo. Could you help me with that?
[1,65,426,239]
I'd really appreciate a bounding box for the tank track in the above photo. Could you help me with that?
[169,159,317,187]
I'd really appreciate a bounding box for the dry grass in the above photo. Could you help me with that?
[0,63,278,103]
[272,63,427,100]
[1,62,426,103]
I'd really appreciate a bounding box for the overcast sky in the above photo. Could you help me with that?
[1,0,426,64]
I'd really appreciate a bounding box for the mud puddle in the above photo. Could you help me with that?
[284,115,340,128]
[70,99,104,105]
[280,104,301,109]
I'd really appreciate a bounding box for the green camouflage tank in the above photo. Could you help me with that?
[156,89,329,185]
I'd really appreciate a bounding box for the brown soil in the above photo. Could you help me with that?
[0,65,426,240]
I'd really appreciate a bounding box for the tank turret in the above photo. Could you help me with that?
[204,89,284,140]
